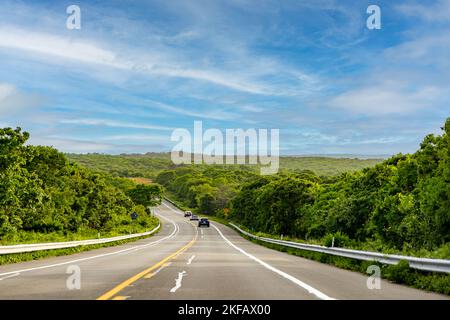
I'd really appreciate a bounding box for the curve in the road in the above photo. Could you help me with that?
[0,211,178,278]
[0,201,447,300]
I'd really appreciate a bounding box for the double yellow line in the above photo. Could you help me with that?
[97,225,197,300]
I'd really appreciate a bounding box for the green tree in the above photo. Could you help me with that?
[127,184,163,207]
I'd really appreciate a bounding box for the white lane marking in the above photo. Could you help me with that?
[158,262,172,271]
[170,270,187,293]
[211,224,335,300]
[187,255,196,265]
[200,228,204,239]
[0,273,20,281]
[0,210,178,278]
[148,262,172,277]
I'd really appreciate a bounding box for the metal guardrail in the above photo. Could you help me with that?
[229,223,450,274]
[0,224,161,255]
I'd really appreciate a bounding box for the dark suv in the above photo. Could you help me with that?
[198,218,210,227]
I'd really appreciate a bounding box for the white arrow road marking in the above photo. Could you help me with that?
[212,224,335,300]
[0,273,20,281]
[170,271,187,293]
[187,255,196,265]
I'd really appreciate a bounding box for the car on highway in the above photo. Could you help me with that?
[190,215,199,221]
[198,218,210,227]
[184,211,192,217]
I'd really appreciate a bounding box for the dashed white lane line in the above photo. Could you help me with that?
[211,224,335,300]
[187,255,196,265]
[200,229,204,239]
[144,262,172,279]
[0,211,178,278]
[112,295,130,300]
[170,270,187,293]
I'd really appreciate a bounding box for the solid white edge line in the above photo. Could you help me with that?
[0,209,178,277]
[0,272,20,280]
[212,224,336,300]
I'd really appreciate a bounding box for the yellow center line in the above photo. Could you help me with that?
[97,222,198,300]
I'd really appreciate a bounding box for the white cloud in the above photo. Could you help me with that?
[150,66,267,95]
[60,118,174,131]
[0,83,15,100]
[396,0,450,22]
[0,22,320,97]
[384,34,450,69]
[240,104,265,112]
[329,85,441,115]
[326,31,450,117]
[0,27,285,95]
[0,27,124,68]
[28,136,115,153]
[0,82,47,115]
[136,99,236,120]
[28,136,169,154]
[97,134,169,142]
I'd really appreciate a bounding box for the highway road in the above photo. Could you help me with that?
[0,201,447,300]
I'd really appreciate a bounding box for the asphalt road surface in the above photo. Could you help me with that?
[0,201,447,300]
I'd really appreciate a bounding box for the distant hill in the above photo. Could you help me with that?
[66,152,382,178]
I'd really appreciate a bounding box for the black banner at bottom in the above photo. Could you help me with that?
[0,300,448,319]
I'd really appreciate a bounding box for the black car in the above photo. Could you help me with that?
[190,214,199,221]
[184,211,192,217]
[198,218,210,227]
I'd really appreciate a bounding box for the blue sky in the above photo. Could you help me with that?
[0,0,449,155]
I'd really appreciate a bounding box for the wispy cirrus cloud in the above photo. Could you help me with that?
[396,0,450,22]
[0,25,314,96]
[131,99,236,120]
[0,27,123,68]
[60,118,174,131]
[329,84,442,115]
[28,136,168,154]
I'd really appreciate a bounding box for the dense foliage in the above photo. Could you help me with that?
[67,153,174,178]
[156,165,258,215]
[67,152,382,179]
[0,128,162,243]
[158,118,450,256]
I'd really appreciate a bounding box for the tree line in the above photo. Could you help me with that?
[0,128,163,242]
